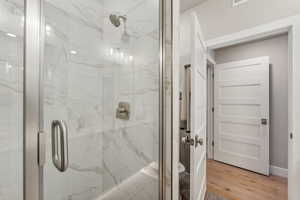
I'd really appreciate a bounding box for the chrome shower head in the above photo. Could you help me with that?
[109,14,130,43]
[109,14,127,27]
[109,14,121,27]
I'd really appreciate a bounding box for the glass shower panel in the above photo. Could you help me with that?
[43,0,160,199]
[0,0,24,199]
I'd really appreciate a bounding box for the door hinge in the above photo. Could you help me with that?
[38,131,46,166]
[212,141,215,146]
[261,118,268,125]
[212,73,214,78]
[212,107,214,112]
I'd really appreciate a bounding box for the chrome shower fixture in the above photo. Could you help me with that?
[121,30,130,43]
[109,14,131,43]
[109,14,127,28]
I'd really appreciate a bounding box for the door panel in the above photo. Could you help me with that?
[189,13,207,200]
[42,0,160,199]
[214,57,270,175]
[0,1,24,199]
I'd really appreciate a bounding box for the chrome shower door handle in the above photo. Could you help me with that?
[51,120,69,172]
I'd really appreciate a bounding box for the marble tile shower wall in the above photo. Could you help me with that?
[43,1,159,199]
[0,0,159,199]
[0,0,24,199]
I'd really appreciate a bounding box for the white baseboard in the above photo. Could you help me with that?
[270,165,288,178]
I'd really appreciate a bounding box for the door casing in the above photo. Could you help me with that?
[206,61,214,160]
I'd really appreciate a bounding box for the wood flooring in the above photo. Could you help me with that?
[207,160,288,200]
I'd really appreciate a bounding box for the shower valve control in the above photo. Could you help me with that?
[116,102,130,120]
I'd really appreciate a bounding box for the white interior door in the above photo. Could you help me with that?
[214,57,270,175]
[189,13,207,200]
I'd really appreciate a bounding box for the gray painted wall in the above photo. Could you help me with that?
[215,34,288,169]
[183,0,300,40]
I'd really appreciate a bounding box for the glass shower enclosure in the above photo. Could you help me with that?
[42,0,160,199]
[0,0,174,199]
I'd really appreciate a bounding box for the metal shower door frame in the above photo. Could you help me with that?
[23,0,43,199]
[23,0,175,199]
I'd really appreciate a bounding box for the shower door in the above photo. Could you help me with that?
[41,0,160,199]
[0,0,24,200]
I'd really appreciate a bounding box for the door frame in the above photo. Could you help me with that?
[24,0,43,199]
[23,0,178,200]
[206,15,300,200]
[206,57,215,160]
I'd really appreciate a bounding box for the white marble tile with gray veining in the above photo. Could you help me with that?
[0,0,160,199]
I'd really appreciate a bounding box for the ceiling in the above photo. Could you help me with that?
[180,0,208,12]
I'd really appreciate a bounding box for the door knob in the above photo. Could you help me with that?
[181,135,194,146]
[182,135,204,147]
[195,135,204,147]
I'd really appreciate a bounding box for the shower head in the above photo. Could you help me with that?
[109,14,127,27]
[109,14,121,27]
[109,14,130,43]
